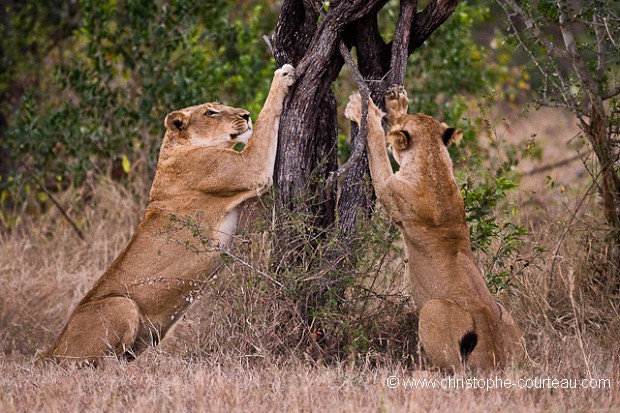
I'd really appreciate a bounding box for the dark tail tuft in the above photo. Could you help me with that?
[459,331,478,361]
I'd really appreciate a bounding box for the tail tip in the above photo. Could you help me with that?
[459,331,478,360]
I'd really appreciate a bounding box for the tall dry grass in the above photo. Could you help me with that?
[1,108,619,411]
[0,179,145,356]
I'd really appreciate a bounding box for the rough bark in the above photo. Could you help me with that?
[265,0,461,356]
[337,0,458,240]
[270,0,460,255]
[335,4,387,239]
[583,110,620,235]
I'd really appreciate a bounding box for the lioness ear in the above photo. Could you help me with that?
[442,127,463,146]
[165,111,189,132]
[390,130,411,151]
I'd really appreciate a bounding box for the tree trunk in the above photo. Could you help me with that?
[584,108,620,237]
[265,0,461,355]
[336,5,390,242]
[270,1,385,260]
[270,0,460,255]
[337,0,458,240]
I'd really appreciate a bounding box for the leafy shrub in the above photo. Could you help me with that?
[2,0,275,195]
[403,2,536,292]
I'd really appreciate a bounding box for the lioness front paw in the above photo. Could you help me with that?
[345,93,363,123]
[345,92,383,124]
[385,85,409,119]
[274,64,296,93]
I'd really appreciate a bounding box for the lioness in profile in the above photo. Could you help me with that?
[345,87,524,371]
[46,64,295,366]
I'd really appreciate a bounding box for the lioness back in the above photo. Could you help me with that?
[46,65,295,366]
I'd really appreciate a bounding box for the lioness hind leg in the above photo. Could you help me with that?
[48,296,141,366]
[418,299,477,372]
[497,303,526,363]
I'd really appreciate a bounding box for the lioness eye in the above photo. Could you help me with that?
[205,109,219,116]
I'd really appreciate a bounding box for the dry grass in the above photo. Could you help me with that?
[1,108,619,411]
[1,354,618,412]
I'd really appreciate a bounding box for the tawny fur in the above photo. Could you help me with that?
[345,86,524,372]
[46,65,295,366]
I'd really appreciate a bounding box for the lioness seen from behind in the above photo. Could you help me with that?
[345,86,524,372]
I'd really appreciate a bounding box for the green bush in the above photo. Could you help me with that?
[404,2,536,292]
[2,0,275,195]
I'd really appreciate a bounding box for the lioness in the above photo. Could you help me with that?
[345,87,524,371]
[46,64,295,365]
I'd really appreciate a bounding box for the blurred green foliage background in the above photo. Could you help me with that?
[0,0,534,290]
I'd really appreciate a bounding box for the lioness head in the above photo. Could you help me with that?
[164,103,252,148]
[387,113,463,167]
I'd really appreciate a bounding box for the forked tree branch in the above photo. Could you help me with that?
[501,0,605,113]
[500,0,571,61]
[333,0,460,192]
[271,0,462,240]
[389,0,417,85]
[323,41,370,197]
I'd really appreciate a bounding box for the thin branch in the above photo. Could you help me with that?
[503,0,602,113]
[603,17,618,48]
[532,96,577,113]
[220,247,284,288]
[549,138,620,270]
[603,85,620,101]
[389,0,417,85]
[38,183,86,242]
[549,180,596,276]
[23,168,86,242]
[523,152,587,176]
[566,267,594,381]
[501,0,571,61]
[556,0,577,56]
[555,0,602,109]
[497,0,575,111]
[262,34,273,54]
[593,13,606,82]
[323,41,370,197]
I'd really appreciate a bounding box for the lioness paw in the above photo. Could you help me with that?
[274,64,296,91]
[345,93,383,124]
[345,93,362,123]
[385,85,409,119]
[386,84,408,101]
